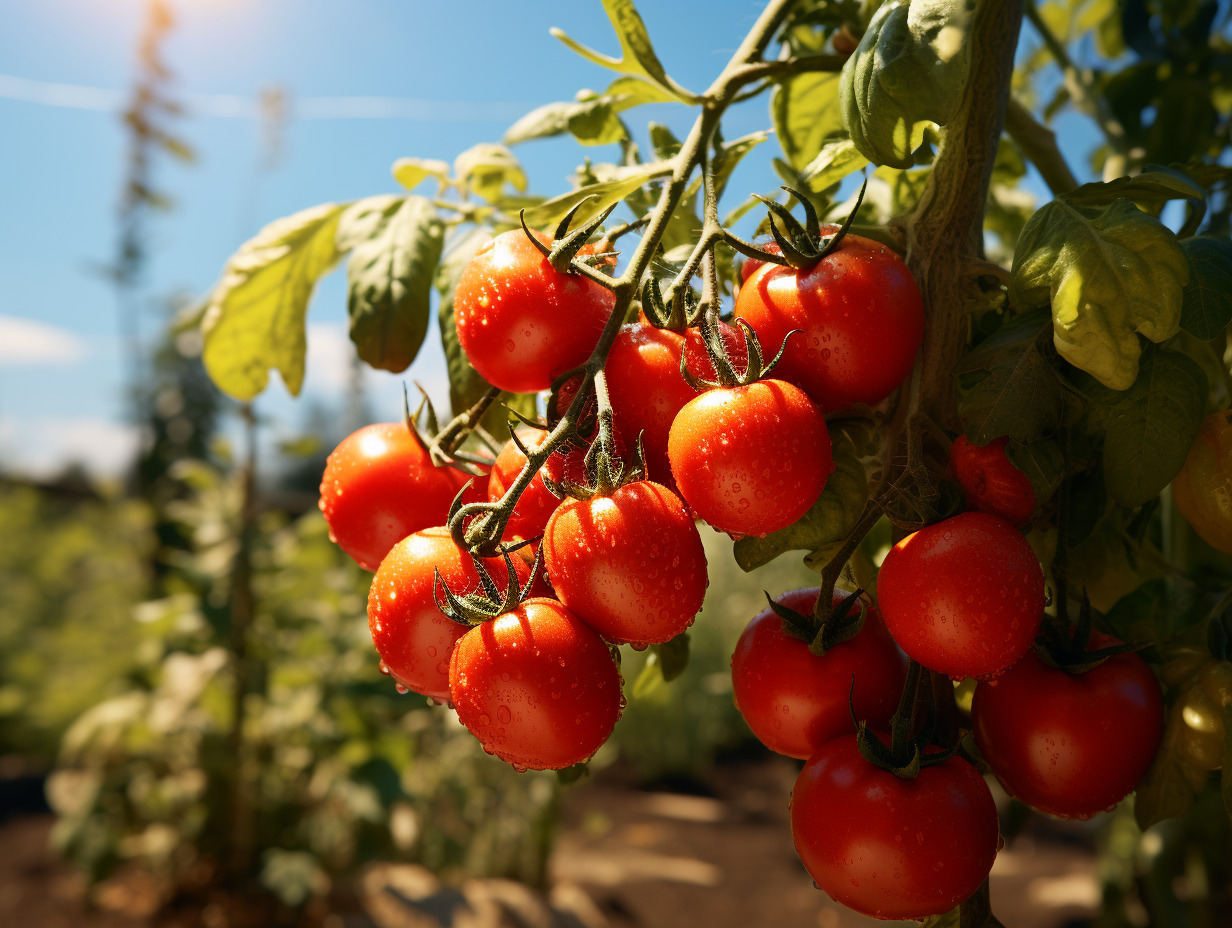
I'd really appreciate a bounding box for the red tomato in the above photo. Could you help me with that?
[319,422,465,571]
[367,527,530,701]
[730,588,906,759]
[949,435,1036,526]
[733,228,924,412]
[543,480,707,645]
[877,512,1044,680]
[972,647,1164,819]
[737,241,780,286]
[454,229,615,393]
[605,323,696,486]
[667,379,832,537]
[448,598,623,770]
[791,735,999,920]
[487,432,567,542]
[681,320,750,382]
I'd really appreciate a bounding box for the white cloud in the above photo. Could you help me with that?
[0,416,141,477]
[0,315,89,366]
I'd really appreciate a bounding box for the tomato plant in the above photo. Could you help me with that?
[877,512,1045,680]
[367,527,530,701]
[972,647,1164,820]
[948,434,1036,526]
[453,228,615,394]
[448,598,622,770]
[667,379,832,537]
[486,431,567,542]
[730,587,905,759]
[543,480,707,645]
[319,422,465,571]
[1172,410,1232,554]
[733,227,924,413]
[790,734,999,920]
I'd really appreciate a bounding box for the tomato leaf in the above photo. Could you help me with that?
[1004,436,1065,506]
[391,157,451,194]
[1061,167,1206,222]
[520,160,672,228]
[605,75,681,109]
[503,97,626,148]
[1088,347,1208,507]
[801,139,869,194]
[346,196,444,374]
[838,0,975,169]
[772,72,843,173]
[335,195,403,252]
[454,143,527,204]
[201,202,349,400]
[1011,198,1189,390]
[1179,235,1232,341]
[955,309,1063,445]
[656,632,690,683]
[732,428,868,572]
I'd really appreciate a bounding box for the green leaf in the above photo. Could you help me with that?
[454,143,527,204]
[550,0,692,102]
[1179,236,1232,341]
[391,157,451,193]
[1099,347,1207,507]
[1011,199,1190,390]
[955,309,1063,445]
[335,195,403,252]
[772,72,843,173]
[732,427,868,571]
[838,0,975,169]
[712,131,770,202]
[346,196,445,374]
[520,160,672,228]
[201,202,349,400]
[1061,167,1206,219]
[1004,436,1065,506]
[605,75,681,108]
[503,97,626,148]
[801,139,869,193]
[656,632,690,682]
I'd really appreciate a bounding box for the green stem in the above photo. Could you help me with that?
[1004,96,1079,196]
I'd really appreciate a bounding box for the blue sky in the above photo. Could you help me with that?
[0,0,1077,477]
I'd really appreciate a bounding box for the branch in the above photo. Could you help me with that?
[1004,96,1079,196]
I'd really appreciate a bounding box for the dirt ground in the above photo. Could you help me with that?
[0,757,1101,928]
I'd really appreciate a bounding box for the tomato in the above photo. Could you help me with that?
[681,319,750,382]
[730,588,906,759]
[949,435,1036,526]
[1172,410,1232,554]
[667,379,832,537]
[453,229,615,393]
[487,431,567,542]
[737,240,780,286]
[319,422,465,571]
[543,480,707,645]
[876,512,1044,680]
[367,527,530,701]
[448,598,623,770]
[791,734,999,920]
[972,647,1164,820]
[605,323,696,486]
[733,227,924,412]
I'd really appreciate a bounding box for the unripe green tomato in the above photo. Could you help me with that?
[1161,649,1208,687]
[1199,660,1232,709]
[1177,684,1226,772]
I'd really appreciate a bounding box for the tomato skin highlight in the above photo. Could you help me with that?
[877,512,1044,681]
[454,229,615,393]
[319,422,466,572]
[730,588,906,759]
[448,598,622,770]
[543,480,707,645]
[949,435,1036,526]
[367,527,530,701]
[734,228,924,412]
[1172,410,1232,554]
[667,379,832,537]
[791,735,999,920]
[972,648,1164,820]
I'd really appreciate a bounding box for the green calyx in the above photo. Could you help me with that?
[1035,590,1144,675]
[853,660,957,779]
[519,197,619,278]
[433,544,542,627]
[678,315,798,391]
[754,178,867,270]
[765,587,868,657]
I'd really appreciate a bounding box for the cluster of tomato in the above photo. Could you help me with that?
[317,217,1171,920]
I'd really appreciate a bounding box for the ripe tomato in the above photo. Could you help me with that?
[730,588,906,759]
[454,229,615,393]
[543,480,707,645]
[681,320,749,382]
[791,734,999,920]
[1172,410,1232,554]
[733,228,924,412]
[667,379,832,537]
[319,422,465,571]
[448,598,622,770]
[367,527,530,701]
[876,512,1044,680]
[948,435,1036,526]
[736,240,780,287]
[487,431,567,542]
[972,647,1164,819]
